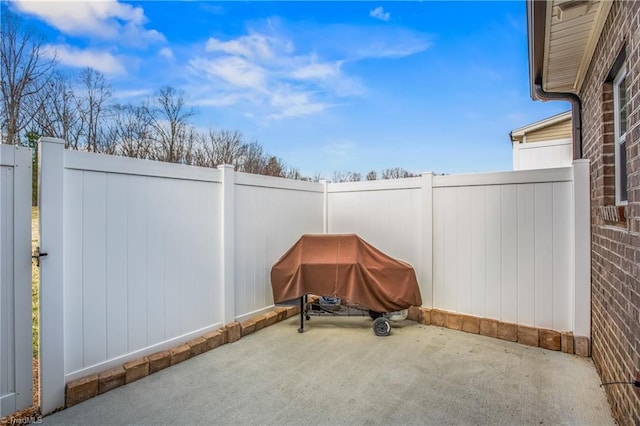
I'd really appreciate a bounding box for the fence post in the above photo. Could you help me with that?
[218,164,235,324]
[572,159,591,340]
[421,172,434,308]
[38,137,66,414]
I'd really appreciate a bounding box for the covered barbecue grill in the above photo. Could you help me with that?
[270,234,422,335]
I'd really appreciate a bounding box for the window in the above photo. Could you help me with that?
[613,65,628,205]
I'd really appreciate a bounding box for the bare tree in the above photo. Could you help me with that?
[366,170,377,181]
[192,133,213,168]
[0,8,56,144]
[285,167,303,180]
[381,167,416,179]
[209,129,245,167]
[104,103,153,158]
[240,141,267,174]
[332,170,346,183]
[347,172,362,182]
[76,68,111,152]
[182,126,198,165]
[29,71,82,147]
[332,171,362,182]
[310,172,324,182]
[148,86,195,163]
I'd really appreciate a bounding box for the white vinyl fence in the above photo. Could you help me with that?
[0,144,32,417]
[512,139,573,170]
[36,136,590,415]
[38,138,323,413]
[233,172,323,321]
[327,163,590,336]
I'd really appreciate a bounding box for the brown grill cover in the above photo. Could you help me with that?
[271,234,422,313]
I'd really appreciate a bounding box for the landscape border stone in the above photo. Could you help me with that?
[62,301,589,411]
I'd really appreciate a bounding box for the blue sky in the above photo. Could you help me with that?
[7,1,569,177]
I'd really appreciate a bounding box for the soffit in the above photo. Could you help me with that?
[542,0,612,93]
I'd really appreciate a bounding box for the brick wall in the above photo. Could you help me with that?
[580,1,640,423]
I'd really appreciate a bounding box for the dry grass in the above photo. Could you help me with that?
[32,208,39,409]
[0,402,41,426]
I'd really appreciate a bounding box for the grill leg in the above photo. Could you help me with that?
[298,296,305,333]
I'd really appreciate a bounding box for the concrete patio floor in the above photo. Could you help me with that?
[43,316,614,425]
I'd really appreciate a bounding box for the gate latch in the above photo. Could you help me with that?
[32,246,48,267]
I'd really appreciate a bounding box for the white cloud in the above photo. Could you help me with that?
[206,33,276,60]
[189,30,346,120]
[159,47,174,60]
[43,44,126,76]
[187,21,429,121]
[190,57,267,90]
[268,87,329,120]
[308,24,431,60]
[12,0,164,45]
[189,94,244,108]
[112,89,152,101]
[370,6,390,22]
[290,61,342,81]
[355,37,430,59]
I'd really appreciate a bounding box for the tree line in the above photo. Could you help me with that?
[331,168,418,183]
[1,8,417,189]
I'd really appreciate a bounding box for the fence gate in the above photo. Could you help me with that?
[0,144,33,417]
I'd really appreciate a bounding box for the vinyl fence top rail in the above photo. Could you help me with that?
[64,150,223,183]
[433,166,573,188]
[328,177,423,193]
[234,171,324,193]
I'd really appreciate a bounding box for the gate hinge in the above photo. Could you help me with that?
[32,246,48,267]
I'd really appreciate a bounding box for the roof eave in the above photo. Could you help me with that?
[527,0,613,97]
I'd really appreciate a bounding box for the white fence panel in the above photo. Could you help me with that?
[513,139,572,170]
[0,145,33,417]
[552,182,573,331]
[234,173,323,321]
[58,150,224,382]
[433,169,574,330]
[38,141,324,413]
[327,178,425,294]
[327,167,578,333]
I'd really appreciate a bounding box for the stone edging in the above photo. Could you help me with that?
[64,304,302,408]
[65,303,590,409]
[407,306,590,356]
